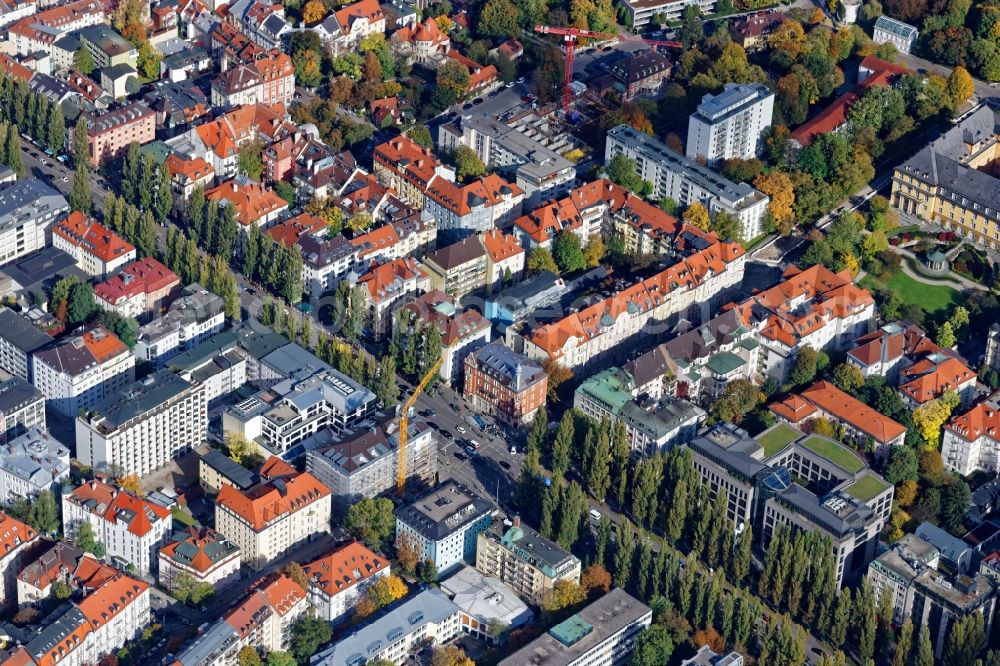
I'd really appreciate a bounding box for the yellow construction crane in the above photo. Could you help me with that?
[397,355,443,496]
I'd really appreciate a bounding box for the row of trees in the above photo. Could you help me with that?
[241,223,305,305]
[119,142,173,223]
[181,185,240,262]
[163,227,241,320]
[101,194,159,259]
[0,73,64,159]
[389,308,443,382]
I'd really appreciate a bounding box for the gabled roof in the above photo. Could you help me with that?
[945,402,1000,443]
[403,290,490,346]
[331,0,383,35]
[357,257,428,304]
[66,479,170,537]
[481,229,524,263]
[302,541,386,597]
[799,380,907,444]
[33,327,130,378]
[216,470,331,531]
[899,354,976,404]
[53,212,134,263]
[94,257,179,306]
[206,179,288,226]
[425,235,487,271]
[425,173,522,216]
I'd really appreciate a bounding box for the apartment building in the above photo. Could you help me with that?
[357,257,430,340]
[606,125,769,239]
[8,0,104,57]
[424,173,524,240]
[0,511,38,609]
[3,564,150,666]
[158,526,241,593]
[62,479,172,576]
[942,399,1000,475]
[575,367,705,457]
[210,51,294,107]
[82,102,156,166]
[75,370,207,477]
[205,178,288,229]
[94,257,180,322]
[499,589,652,666]
[165,153,215,208]
[867,533,942,624]
[424,236,489,298]
[52,212,136,278]
[169,330,248,406]
[373,135,451,207]
[307,414,437,517]
[311,588,462,666]
[134,284,226,366]
[215,464,332,569]
[439,115,576,206]
[476,515,582,604]
[686,422,893,586]
[523,237,746,373]
[481,229,524,291]
[731,264,875,382]
[77,24,137,69]
[402,291,492,384]
[847,322,942,383]
[769,380,907,457]
[302,541,389,623]
[628,308,762,404]
[873,15,918,53]
[0,179,69,265]
[605,49,671,100]
[172,574,309,666]
[464,342,546,427]
[316,0,386,55]
[17,541,86,609]
[687,83,774,164]
[396,482,495,575]
[619,0,714,27]
[0,370,45,440]
[897,353,977,408]
[0,427,69,502]
[0,311,52,383]
[32,326,134,418]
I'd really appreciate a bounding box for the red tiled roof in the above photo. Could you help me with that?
[54,212,134,264]
[94,257,179,306]
[217,471,330,531]
[68,480,170,537]
[946,402,1000,443]
[206,180,288,226]
[332,0,383,34]
[768,394,817,423]
[800,380,907,443]
[302,541,386,597]
[358,257,428,304]
[899,355,976,404]
[426,173,522,216]
[266,212,327,246]
[481,229,523,263]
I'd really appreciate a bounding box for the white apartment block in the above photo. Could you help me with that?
[75,370,207,478]
[311,588,462,666]
[215,467,332,570]
[0,310,54,383]
[0,427,69,502]
[942,401,1000,476]
[619,0,714,27]
[0,179,69,264]
[134,284,226,367]
[606,124,770,240]
[62,479,172,576]
[687,83,774,164]
[395,482,495,575]
[170,333,248,406]
[498,589,652,666]
[302,541,389,623]
[32,327,135,419]
[51,212,136,279]
[872,15,918,54]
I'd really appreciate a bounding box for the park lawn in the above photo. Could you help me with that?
[800,436,865,473]
[756,423,801,457]
[860,267,963,316]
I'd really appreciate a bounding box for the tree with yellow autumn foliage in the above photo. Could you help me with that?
[681,202,710,230]
[754,171,796,232]
[302,0,326,23]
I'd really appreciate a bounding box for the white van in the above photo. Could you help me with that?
[589,509,602,522]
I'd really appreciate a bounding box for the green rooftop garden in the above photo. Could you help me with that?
[844,473,890,503]
[756,423,802,458]
[800,436,865,474]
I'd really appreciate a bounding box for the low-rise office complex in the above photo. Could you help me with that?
[498,589,652,666]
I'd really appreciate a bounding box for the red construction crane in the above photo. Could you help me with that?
[534,25,682,115]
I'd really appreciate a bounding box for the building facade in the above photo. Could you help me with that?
[396,481,494,575]
[0,179,69,265]
[873,15,918,53]
[52,212,136,278]
[158,527,241,593]
[464,342,547,427]
[82,102,156,166]
[686,83,774,164]
[302,541,389,623]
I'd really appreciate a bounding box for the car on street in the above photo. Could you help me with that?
[426,409,436,417]
[427,421,440,430]
[509,445,518,454]
[60,176,68,182]
[454,451,467,461]
[499,461,511,470]
[456,425,466,434]
[473,97,483,104]
[441,430,453,440]
[462,103,473,110]
[506,81,515,87]
[468,439,481,450]
[464,445,478,455]
[516,77,525,83]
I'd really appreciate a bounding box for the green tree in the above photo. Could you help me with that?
[940,478,971,530]
[136,40,161,79]
[709,379,761,424]
[478,0,521,37]
[610,421,630,507]
[345,497,396,549]
[884,445,919,484]
[67,281,96,325]
[937,321,957,348]
[155,160,172,222]
[915,624,933,666]
[47,104,65,155]
[266,652,297,666]
[73,119,89,168]
[237,139,265,181]
[613,523,634,589]
[437,60,470,102]
[790,346,820,387]
[731,524,752,582]
[454,146,486,182]
[76,520,100,553]
[552,411,574,479]
[587,419,611,501]
[527,247,559,275]
[74,48,95,74]
[69,163,93,214]
[630,624,674,666]
[594,510,611,567]
[238,647,262,666]
[290,616,332,663]
[6,129,22,178]
[28,490,59,534]
[606,154,644,193]
[832,362,865,393]
[553,231,586,273]
[893,618,914,666]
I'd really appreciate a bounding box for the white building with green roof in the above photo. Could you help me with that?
[873,15,918,53]
[574,367,705,457]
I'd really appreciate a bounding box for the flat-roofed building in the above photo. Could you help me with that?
[0,370,45,441]
[476,515,581,604]
[75,370,207,477]
[0,308,53,382]
[0,427,69,502]
[619,0,714,27]
[873,15,917,53]
[311,588,462,666]
[0,179,70,265]
[440,565,533,642]
[396,481,495,575]
[687,83,774,164]
[606,124,769,239]
[867,533,941,625]
[135,284,226,367]
[498,589,652,666]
